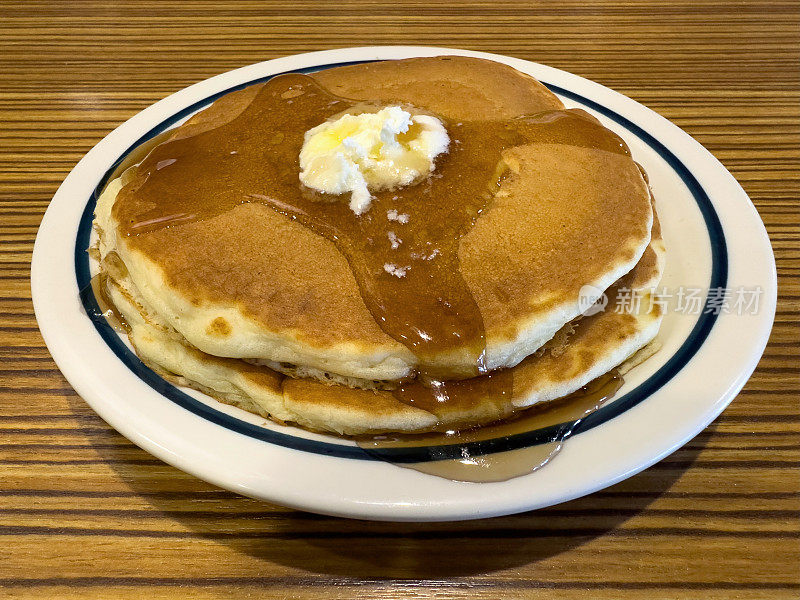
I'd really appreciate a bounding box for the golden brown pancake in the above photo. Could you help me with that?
[311,56,564,121]
[95,56,653,383]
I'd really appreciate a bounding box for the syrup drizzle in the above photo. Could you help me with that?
[81,273,128,334]
[357,370,623,482]
[112,73,629,385]
[90,73,636,481]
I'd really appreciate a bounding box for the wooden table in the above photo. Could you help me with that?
[1,1,798,598]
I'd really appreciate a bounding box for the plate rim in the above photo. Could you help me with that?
[32,46,777,521]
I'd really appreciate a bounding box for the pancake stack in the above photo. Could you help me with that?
[92,56,665,436]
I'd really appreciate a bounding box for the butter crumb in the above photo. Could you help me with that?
[383,263,409,278]
[387,209,410,224]
[299,106,448,216]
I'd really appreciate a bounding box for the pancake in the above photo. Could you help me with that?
[95,56,653,383]
[95,198,664,436]
[310,55,564,121]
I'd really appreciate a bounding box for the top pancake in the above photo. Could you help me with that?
[97,56,652,381]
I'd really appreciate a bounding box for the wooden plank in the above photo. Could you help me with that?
[0,0,797,597]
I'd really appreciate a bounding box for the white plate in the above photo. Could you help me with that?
[32,46,776,521]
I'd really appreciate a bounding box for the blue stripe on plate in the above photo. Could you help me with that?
[75,60,727,462]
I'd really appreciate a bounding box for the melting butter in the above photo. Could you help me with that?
[299,105,449,215]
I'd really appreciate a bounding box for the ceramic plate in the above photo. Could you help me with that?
[32,47,776,521]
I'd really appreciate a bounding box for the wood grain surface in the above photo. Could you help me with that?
[1,1,798,598]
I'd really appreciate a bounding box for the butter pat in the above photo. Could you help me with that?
[299,106,449,215]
